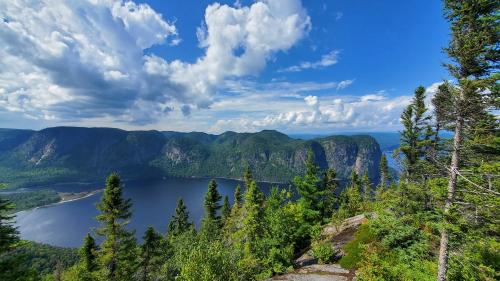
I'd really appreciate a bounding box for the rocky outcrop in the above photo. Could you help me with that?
[270,214,367,281]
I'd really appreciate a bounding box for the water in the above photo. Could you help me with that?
[14,178,279,248]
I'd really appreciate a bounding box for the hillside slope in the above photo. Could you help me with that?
[0,127,381,187]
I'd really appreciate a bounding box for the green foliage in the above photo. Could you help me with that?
[221,196,231,224]
[96,173,137,281]
[138,227,163,281]
[80,234,97,272]
[167,198,193,236]
[204,179,222,222]
[339,224,373,269]
[2,189,60,214]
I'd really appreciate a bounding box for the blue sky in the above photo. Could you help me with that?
[0,0,450,133]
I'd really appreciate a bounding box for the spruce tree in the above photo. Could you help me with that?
[167,198,192,236]
[293,150,323,222]
[221,196,231,223]
[242,180,265,255]
[80,233,98,272]
[244,167,253,189]
[379,154,390,189]
[322,168,338,218]
[96,173,137,281]
[139,227,162,281]
[362,171,372,202]
[397,86,433,180]
[437,1,499,279]
[0,197,18,254]
[204,179,222,222]
[234,184,242,208]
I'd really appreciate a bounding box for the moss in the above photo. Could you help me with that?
[339,224,374,269]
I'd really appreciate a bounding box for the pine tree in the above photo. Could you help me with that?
[322,168,338,218]
[204,179,222,222]
[397,86,433,180]
[437,1,499,279]
[221,196,231,223]
[167,198,192,236]
[139,227,163,281]
[80,233,98,272]
[0,197,18,254]
[244,167,253,189]
[242,180,265,255]
[378,154,390,189]
[96,173,137,281]
[362,171,372,202]
[339,171,362,218]
[293,150,323,222]
[234,184,242,209]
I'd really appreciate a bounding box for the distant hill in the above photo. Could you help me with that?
[289,132,401,151]
[0,127,382,188]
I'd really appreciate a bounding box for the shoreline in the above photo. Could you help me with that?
[14,189,103,215]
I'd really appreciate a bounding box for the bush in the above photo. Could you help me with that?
[311,241,334,264]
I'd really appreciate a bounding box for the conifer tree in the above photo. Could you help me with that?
[139,227,163,281]
[0,197,18,254]
[234,184,242,208]
[96,173,137,281]
[221,196,231,223]
[437,1,499,279]
[244,167,253,189]
[241,180,265,255]
[80,233,98,272]
[362,171,372,202]
[293,150,323,222]
[204,179,222,222]
[322,168,338,218]
[167,198,192,236]
[397,86,433,180]
[379,154,390,189]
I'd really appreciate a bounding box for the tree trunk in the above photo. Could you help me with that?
[437,115,463,281]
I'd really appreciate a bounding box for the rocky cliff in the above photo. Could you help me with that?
[0,127,381,187]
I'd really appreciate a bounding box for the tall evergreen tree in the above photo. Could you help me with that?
[139,227,163,281]
[244,167,253,189]
[80,233,98,272]
[362,171,372,202]
[293,150,323,222]
[96,173,137,281]
[221,196,231,223]
[437,1,499,280]
[397,86,433,180]
[322,168,338,218]
[204,179,222,222]
[378,154,390,189]
[0,197,18,254]
[234,184,242,208]
[167,198,192,236]
[241,180,265,255]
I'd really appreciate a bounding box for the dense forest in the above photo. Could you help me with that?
[0,0,498,280]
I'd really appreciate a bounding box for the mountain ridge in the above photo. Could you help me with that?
[0,127,382,188]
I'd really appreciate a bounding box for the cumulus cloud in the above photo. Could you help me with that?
[279,50,340,72]
[0,0,310,124]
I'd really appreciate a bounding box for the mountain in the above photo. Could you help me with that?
[0,127,382,188]
[289,132,401,151]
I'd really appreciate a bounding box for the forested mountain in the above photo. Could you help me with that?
[0,127,381,187]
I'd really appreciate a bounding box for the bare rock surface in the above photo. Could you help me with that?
[269,215,367,281]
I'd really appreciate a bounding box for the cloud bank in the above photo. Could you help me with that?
[0,0,310,124]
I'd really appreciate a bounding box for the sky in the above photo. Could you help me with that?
[0,0,451,133]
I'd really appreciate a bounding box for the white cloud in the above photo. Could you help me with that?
[279,50,340,72]
[0,0,310,125]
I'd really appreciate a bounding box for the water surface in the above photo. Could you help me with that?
[14,178,278,247]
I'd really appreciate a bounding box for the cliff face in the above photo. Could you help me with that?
[0,127,381,187]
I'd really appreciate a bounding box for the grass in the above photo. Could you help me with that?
[339,223,374,269]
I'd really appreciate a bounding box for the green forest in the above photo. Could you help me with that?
[0,0,498,280]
